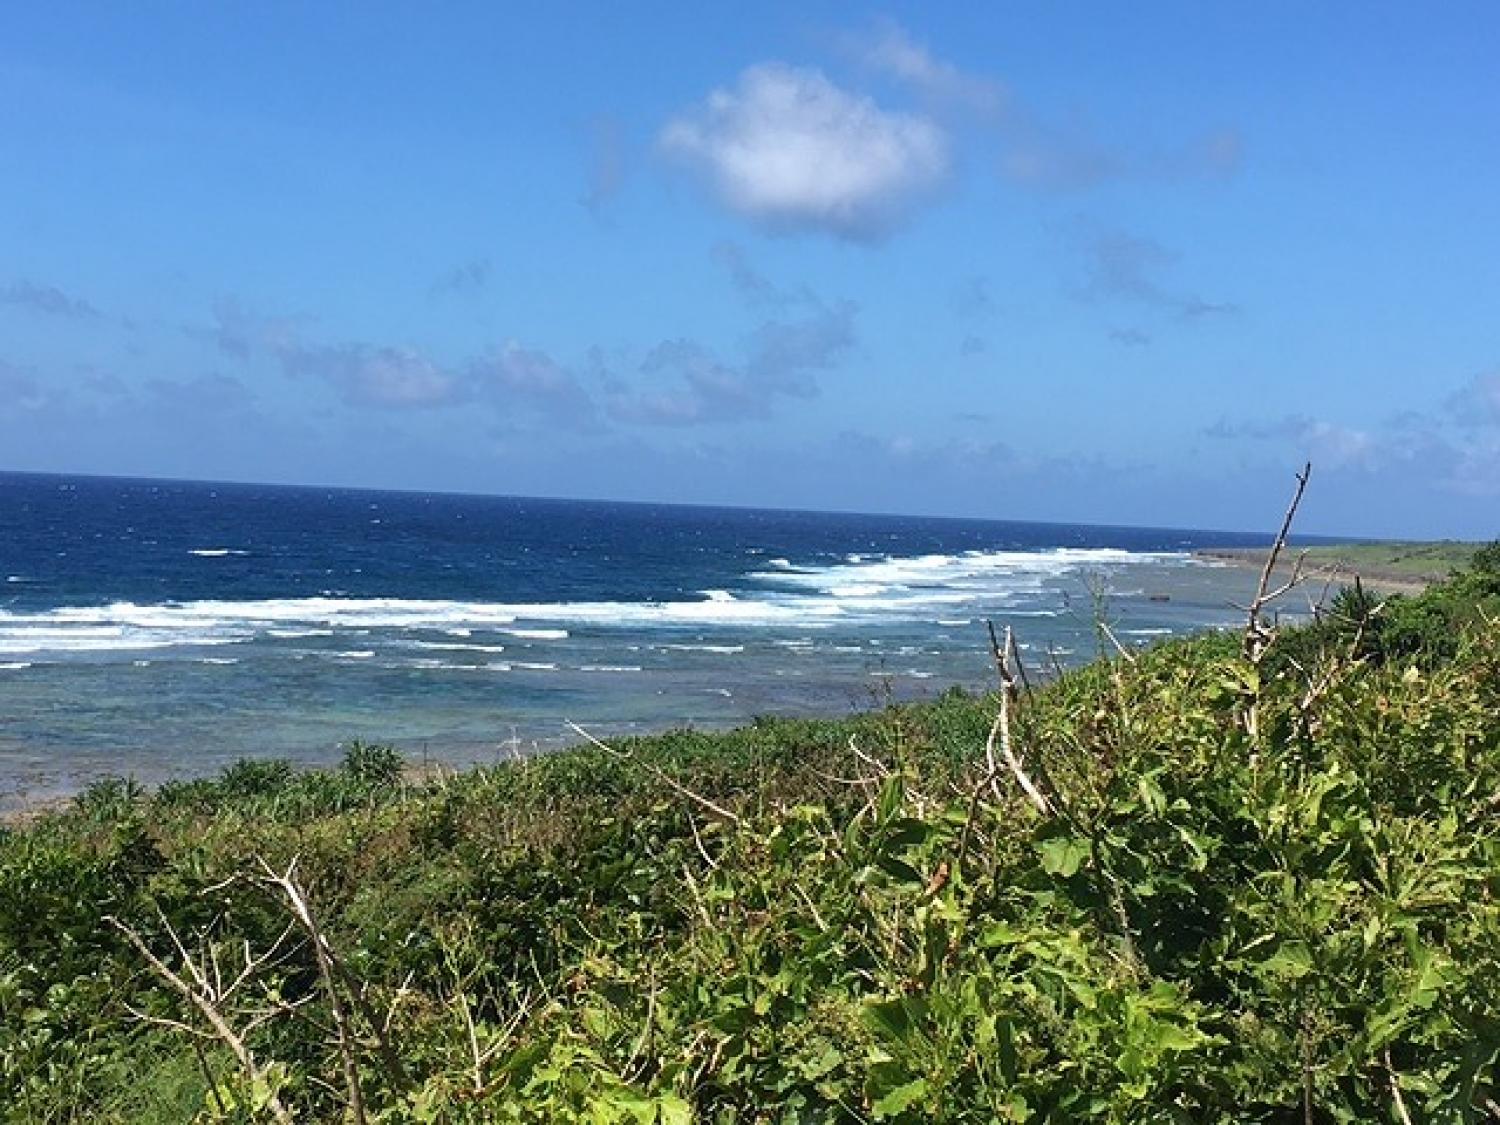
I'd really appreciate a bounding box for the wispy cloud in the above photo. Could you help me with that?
[1003,125,1242,193]
[660,63,949,241]
[581,115,627,215]
[1205,414,1376,469]
[202,301,594,424]
[0,360,51,414]
[1109,327,1152,347]
[1447,369,1500,427]
[204,299,303,359]
[842,17,1241,196]
[1078,230,1237,320]
[469,343,597,424]
[950,275,994,320]
[711,241,795,307]
[280,343,463,409]
[429,258,491,298]
[609,301,856,426]
[843,18,1006,116]
[1,280,101,320]
[143,374,257,418]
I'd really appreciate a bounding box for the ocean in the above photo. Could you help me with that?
[1,472,1284,810]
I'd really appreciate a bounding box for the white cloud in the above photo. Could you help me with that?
[660,63,949,241]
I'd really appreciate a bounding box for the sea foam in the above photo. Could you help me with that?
[0,546,1192,660]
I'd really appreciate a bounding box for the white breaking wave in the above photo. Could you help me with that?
[0,547,1193,659]
[408,641,508,653]
[189,548,249,557]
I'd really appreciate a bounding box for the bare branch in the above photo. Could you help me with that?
[259,857,410,1115]
[107,915,296,1125]
[1096,620,1138,665]
[566,721,741,824]
[985,621,1053,817]
[1244,462,1312,664]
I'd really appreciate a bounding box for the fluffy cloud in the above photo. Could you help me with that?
[660,64,949,241]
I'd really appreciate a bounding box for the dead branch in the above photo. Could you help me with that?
[107,915,296,1125]
[258,858,366,1124]
[1096,620,1138,665]
[567,720,741,824]
[685,810,721,871]
[985,621,1053,816]
[1244,462,1312,664]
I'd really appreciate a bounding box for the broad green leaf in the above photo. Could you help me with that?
[1038,836,1092,877]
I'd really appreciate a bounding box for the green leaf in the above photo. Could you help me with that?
[1038,836,1092,878]
[1136,774,1168,816]
[1259,941,1314,979]
[872,1078,928,1118]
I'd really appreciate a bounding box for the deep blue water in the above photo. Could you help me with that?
[1,472,1278,808]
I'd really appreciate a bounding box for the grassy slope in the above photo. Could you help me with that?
[1296,541,1483,578]
[2,563,1499,1122]
[1200,540,1483,590]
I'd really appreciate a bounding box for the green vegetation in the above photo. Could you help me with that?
[3,547,1499,1122]
[1204,540,1487,589]
[1296,541,1487,582]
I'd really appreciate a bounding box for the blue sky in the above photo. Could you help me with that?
[2,3,1498,537]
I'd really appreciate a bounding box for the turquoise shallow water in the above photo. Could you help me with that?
[0,472,1291,810]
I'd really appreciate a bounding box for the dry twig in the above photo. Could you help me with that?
[566,721,741,824]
